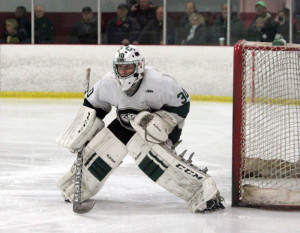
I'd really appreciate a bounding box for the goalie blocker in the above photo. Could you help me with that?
[56,106,128,202]
[128,111,224,212]
[56,106,104,153]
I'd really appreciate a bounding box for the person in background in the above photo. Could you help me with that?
[2,18,24,44]
[70,6,98,44]
[253,16,267,41]
[34,5,55,44]
[179,1,198,30]
[274,8,297,43]
[129,0,155,30]
[106,3,140,45]
[211,3,246,45]
[56,44,225,213]
[128,0,138,10]
[181,13,209,45]
[177,1,199,44]
[247,1,277,42]
[137,6,176,45]
[243,16,270,42]
[15,6,31,43]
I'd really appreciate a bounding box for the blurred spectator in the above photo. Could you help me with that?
[177,1,199,44]
[211,3,246,45]
[180,1,198,30]
[137,6,176,45]
[15,6,31,43]
[252,16,267,41]
[274,8,297,43]
[128,0,138,9]
[181,13,209,45]
[129,0,155,30]
[247,1,277,42]
[34,5,55,44]
[107,3,140,45]
[2,18,24,44]
[70,6,98,44]
[203,12,216,28]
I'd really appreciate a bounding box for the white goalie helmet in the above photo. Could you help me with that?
[113,45,145,92]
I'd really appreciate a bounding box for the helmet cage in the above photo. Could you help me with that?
[113,45,145,91]
[113,60,139,81]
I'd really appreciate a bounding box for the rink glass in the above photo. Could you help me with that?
[0,0,299,45]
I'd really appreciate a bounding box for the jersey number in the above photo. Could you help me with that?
[87,87,94,97]
[177,89,189,104]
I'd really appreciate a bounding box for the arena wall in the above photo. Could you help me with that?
[0,45,233,101]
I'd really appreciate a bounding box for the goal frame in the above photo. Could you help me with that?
[232,40,300,210]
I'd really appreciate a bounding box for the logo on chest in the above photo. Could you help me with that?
[118,108,149,125]
[120,113,136,123]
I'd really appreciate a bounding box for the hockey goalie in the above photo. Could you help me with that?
[56,45,224,212]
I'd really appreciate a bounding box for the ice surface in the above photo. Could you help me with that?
[0,99,299,233]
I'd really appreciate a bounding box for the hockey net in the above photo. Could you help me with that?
[232,40,300,209]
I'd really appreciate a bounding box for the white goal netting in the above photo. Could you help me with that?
[239,41,300,206]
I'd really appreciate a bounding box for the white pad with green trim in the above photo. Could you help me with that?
[56,106,104,153]
[56,127,127,202]
[127,133,220,212]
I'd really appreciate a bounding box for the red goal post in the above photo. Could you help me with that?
[232,40,300,209]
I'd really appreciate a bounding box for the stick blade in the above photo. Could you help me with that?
[73,200,96,214]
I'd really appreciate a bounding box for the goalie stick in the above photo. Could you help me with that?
[73,68,96,214]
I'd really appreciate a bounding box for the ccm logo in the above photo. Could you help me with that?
[176,164,203,180]
[78,112,91,133]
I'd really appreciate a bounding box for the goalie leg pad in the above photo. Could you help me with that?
[57,127,128,202]
[56,106,105,152]
[127,133,221,212]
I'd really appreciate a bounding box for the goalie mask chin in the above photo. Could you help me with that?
[113,45,145,94]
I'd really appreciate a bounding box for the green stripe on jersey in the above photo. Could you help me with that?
[161,102,190,118]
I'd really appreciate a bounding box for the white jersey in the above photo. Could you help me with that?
[85,66,190,130]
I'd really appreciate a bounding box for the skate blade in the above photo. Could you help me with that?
[73,200,96,214]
